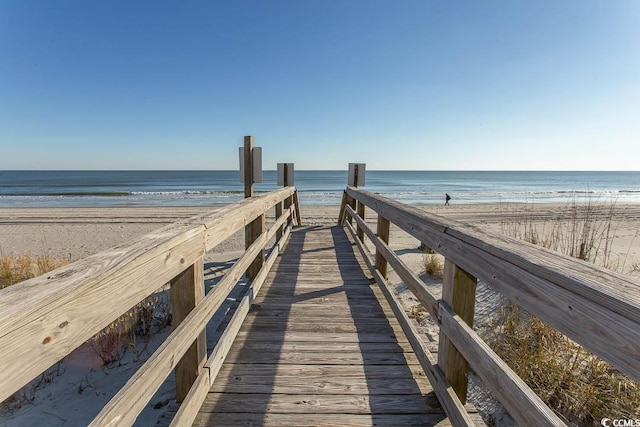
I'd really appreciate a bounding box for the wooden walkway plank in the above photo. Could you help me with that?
[181,225,480,426]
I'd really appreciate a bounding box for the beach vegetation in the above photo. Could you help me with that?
[491,199,640,424]
[499,197,633,271]
[423,252,444,278]
[489,302,640,424]
[88,290,171,365]
[0,252,69,289]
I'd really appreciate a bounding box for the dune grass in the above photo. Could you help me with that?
[0,252,69,290]
[423,252,444,278]
[492,199,640,424]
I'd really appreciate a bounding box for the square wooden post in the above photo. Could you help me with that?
[375,215,390,278]
[170,257,206,403]
[338,191,348,225]
[244,135,264,279]
[275,201,284,240]
[347,196,356,225]
[275,163,294,240]
[356,201,365,242]
[293,190,302,226]
[438,258,477,403]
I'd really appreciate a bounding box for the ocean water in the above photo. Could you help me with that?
[0,170,639,207]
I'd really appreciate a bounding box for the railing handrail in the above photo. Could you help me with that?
[340,186,640,426]
[0,186,297,406]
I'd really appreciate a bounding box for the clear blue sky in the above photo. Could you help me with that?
[1,1,638,170]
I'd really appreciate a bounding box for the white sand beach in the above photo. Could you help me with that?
[1,203,638,274]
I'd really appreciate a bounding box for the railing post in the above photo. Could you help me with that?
[438,258,477,403]
[293,190,302,225]
[170,257,206,403]
[244,135,264,279]
[275,201,283,240]
[345,163,365,226]
[276,162,295,239]
[347,196,356,226]
[356,201,365,242]
[375,215,390,278]
[338,191,348,225]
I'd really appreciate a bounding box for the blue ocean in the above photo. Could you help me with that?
[0,170,639,207]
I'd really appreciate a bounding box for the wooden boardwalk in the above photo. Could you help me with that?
[187,225,482,426]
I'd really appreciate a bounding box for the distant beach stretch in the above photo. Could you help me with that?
[1,202,639,276]
[1,170,639,207]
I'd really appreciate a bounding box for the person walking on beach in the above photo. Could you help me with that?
[445,193,451,206]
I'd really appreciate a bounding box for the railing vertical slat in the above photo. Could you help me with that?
[338,191,348,225]
[347,195,356,225]
[243,135,265,279]
[293,190,302,225]
[275,201,284,240]
[438,259,477,403]
[170,256,206,403]
[356,201,365,242]
[375,215,390,279]
[247,214,265,279]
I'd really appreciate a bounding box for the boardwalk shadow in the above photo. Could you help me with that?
[200,225,307,425]
[198,225,446,425]
[330,226,447,425]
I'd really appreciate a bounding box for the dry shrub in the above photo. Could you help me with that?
[408,304,428,322]
[0,252,68,289]
[500,198,634,271]
[88,290,171,365]
[491,303,640,424]
[423,252,444,278]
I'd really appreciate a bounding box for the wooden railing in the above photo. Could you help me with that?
[339,187,640,427]
[0,187,301,426]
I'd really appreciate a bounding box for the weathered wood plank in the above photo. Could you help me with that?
[221,340,430,353]
[199,392,443,414]
[248,306,394,319]
[209,374,431,394]
[215,363,429,378]
[239,316,402,329]
[189,413,485,427]
[223,349,421,365]
[230,330,410,343]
